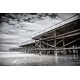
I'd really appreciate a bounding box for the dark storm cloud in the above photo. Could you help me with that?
[0,13,57,23]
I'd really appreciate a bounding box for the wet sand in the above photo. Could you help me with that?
[0,52,80,66]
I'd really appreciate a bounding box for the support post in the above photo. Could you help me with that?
[54,31,57,56]
[35,40,36,54]
[39,37,42,55]
[47,41,48,55]
[62,36,66,54]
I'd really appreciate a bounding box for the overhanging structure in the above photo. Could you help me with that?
[20,14,80,55]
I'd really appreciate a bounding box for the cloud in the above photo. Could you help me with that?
[0,13,76,51]
[0,33,18,39]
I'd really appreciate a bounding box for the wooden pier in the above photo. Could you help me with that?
[20,14,80,55]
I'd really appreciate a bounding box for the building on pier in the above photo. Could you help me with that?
[20,14,80,55]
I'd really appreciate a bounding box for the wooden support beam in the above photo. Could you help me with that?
[62,36,66,54]
[58,47,80,50]
[41,43,46,48]
[47,41,48,48]
[63,37,80,47]
[62,36,65,47]
[35,29,80,41]
[26,46,80,52]
[57,29,80,37]
[39,37,42,55]
[42,41,55,48]
[35,41,39,47]
[56,39,63,45]
[35,40,37,54]
[56,32,80,39]
[26,30,80,47]
[54,31,57,55]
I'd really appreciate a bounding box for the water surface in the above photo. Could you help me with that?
[0,52,80,66]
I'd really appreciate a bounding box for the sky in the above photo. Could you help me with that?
[0,13,76,51]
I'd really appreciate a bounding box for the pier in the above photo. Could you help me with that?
[20,14,80,56]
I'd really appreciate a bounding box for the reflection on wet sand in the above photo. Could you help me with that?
[0,52,80,66]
